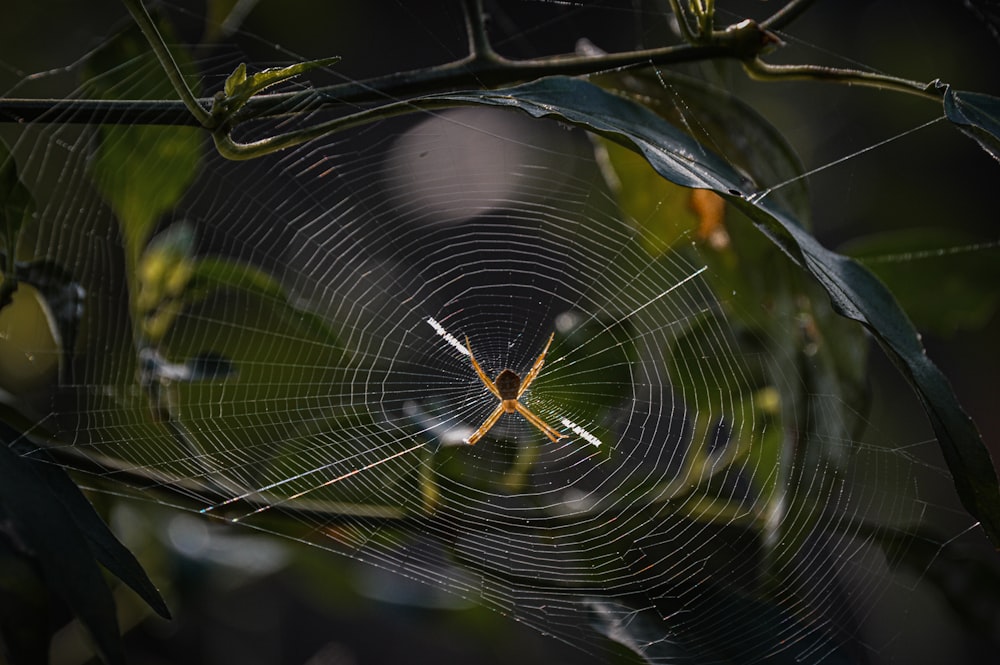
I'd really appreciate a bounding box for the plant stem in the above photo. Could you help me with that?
[760,0,818,31]
[120,0,213,126]
[667,0,699,44]
[214,96,482,160]
[744,58,945,101]
[462,0,498,62]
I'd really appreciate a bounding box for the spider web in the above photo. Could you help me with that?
[1,1,998,664]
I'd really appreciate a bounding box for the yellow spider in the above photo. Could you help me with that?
[464,332,566,445]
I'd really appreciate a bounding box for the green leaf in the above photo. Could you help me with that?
[221,57,341,108]
[944,88,1000,163]
[666,313,766,411]
[434,76,1000,546]
[543,315,636,427]
[224,62,248,97]
[0,526,51,665]
[90,125,202,263]
[596,137,701,256]
[596,71,811,225]
[11,440,171,619]
[84,20,203,263]
[845,229,1000,335]
[0,424,125,665]
[190,256,287,300]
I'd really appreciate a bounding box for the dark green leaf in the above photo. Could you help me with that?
[944,88,1000,163]
[0,523,51,665]
[84,21,203,260]
[11,440,171,620]
[597,71,811,225]
[435,76,1000,546]
[191,256,287,300]
[666,313,766,411]
[0,425,124,665]
[90,124,202,261]
[543,315,635,427]
[845,229,1000,335]
[596,137,701,256]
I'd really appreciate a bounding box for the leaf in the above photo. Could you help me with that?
[190,256,286,300]
[11,440,171,619]
[434,76,1000,547]
[845,228,1000,335]
[0,424,125,665]
[595,137,701,256]
[90,125,202,263]
[0,526,51,665]
[221,57,341,108]
[84,20,203,262]
[543,314,636,421]
[944,88,1000,163]
[666,313,767,412]
[595,70,812,225]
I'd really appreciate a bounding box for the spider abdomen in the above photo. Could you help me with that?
[494,369,521,401]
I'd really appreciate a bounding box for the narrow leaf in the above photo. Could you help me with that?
[84,21,203,260]
[191,256,286,300]
[0,426,125,665]
[13,441,171,619]
[944,88,1000,163]
[243,57,341,95]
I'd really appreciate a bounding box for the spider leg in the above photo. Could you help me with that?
[465,336,501,399]
[466,403,505,445]
[514,401,565,443]
[517,332,555,398]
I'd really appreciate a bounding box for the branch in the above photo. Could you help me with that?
[744,58,945,101]
[760,0,818,31]
[120,0,212,127]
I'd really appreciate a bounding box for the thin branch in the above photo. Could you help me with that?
[744,58,944,101]
[214,96,486,160]
[760,0,819,31]
[462,0,498,62]
[120,0,212,126]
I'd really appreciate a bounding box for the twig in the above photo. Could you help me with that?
[744,58,944,101]
[761,0,819,31]
[120,0,213,127]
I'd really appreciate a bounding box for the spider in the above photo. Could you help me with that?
[464,332,566,445]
